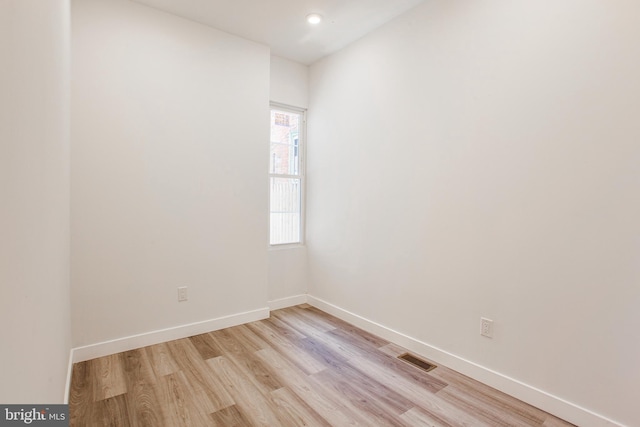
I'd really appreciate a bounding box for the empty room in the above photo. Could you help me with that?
[1,0,638,426]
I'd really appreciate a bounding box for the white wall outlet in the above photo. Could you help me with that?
[480,317,494,338]
[178,286,188,302]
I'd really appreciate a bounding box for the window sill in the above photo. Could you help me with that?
[269,243,306,251]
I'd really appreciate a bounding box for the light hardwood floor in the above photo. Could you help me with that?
[69,305,575,426]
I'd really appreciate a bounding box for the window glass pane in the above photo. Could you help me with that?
[270,110,300,175]
[270,177,301,245]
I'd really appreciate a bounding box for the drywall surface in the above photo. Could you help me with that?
[308,1,640,425]
[71,0,270,347]
[268,55,309,303]
[0,0,71,403]
[268,246,308,303]
[270,55,310,108]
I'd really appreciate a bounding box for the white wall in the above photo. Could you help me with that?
[268,55,309,305]
[308,1,640,426]
[0,0,71,403]
[268,245,308,306]
[270,55,309,108]
[71,0,270,347]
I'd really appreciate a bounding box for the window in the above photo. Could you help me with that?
[270,105,305,245]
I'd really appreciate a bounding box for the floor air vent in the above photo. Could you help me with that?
[397,353,437,373]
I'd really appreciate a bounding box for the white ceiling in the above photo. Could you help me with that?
[132,0,425,65]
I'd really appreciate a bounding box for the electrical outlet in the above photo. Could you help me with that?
[178,286,188,302]
[480,317,494,338]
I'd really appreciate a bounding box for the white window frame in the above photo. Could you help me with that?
[269,102,306,247]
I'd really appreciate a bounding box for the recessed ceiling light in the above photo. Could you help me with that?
[306,13,322,25]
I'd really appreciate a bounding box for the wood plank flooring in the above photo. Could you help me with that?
[69,305,575,426]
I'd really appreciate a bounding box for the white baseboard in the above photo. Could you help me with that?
[307,295,624,427]
[64,348,74,404]
[72,307,270,363]
[269,294,308,311]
